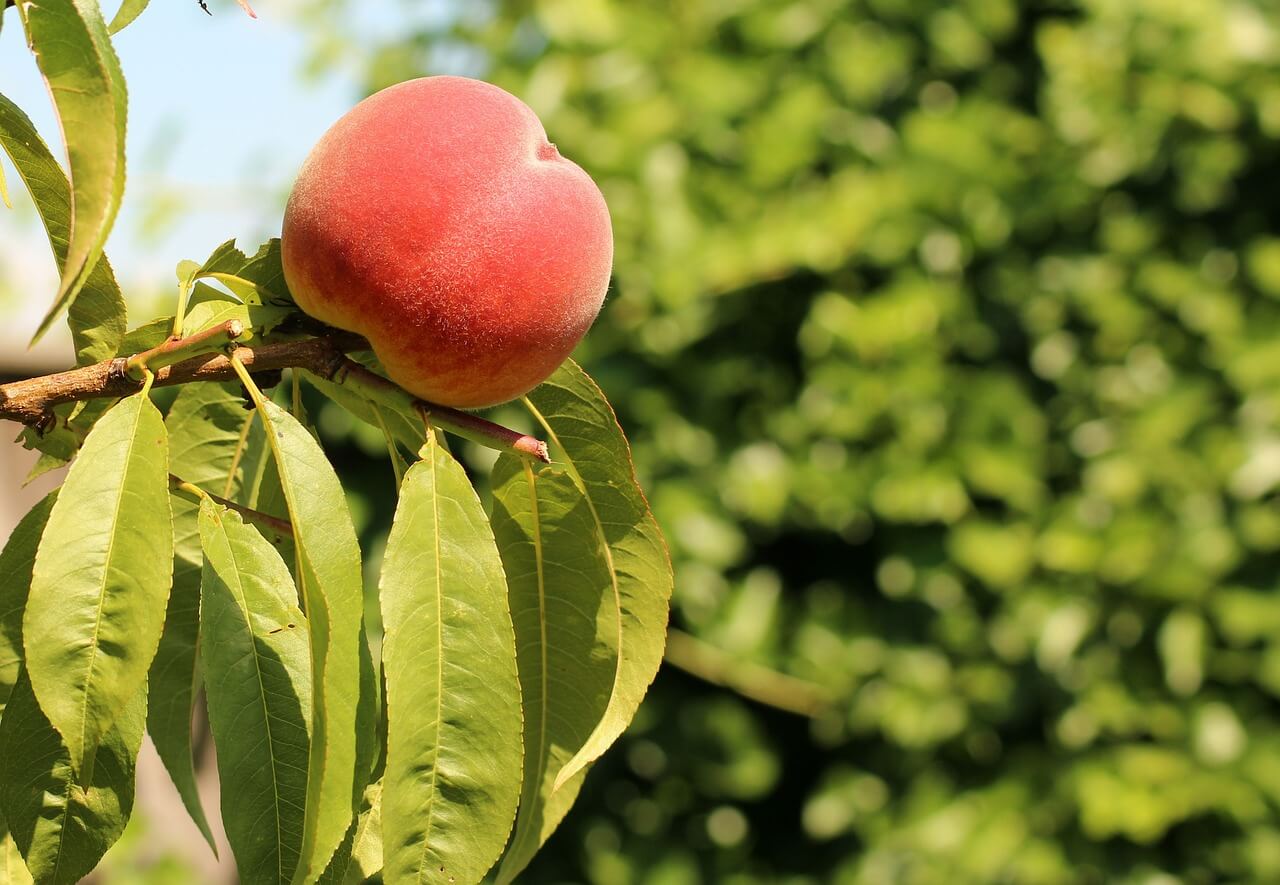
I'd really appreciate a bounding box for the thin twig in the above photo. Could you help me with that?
[663,628,836,718]
[169,475,293,543]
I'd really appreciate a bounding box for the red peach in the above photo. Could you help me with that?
[281,76,613,408]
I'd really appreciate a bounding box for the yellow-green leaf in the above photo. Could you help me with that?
[0,815,34,885]
[380,437,522,885]
[153,381,255,851]
[0,493,56,720]
[199,500,312,885]
[23,391,173,779]
[490,457,616,882]
[241,394,365,882]
[0,91,125,365]
[106,0,149,33]
[522,360,672,790]
[0,670,144,884]
[21,0,128,344]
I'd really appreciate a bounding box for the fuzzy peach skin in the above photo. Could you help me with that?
[281,76,613,408]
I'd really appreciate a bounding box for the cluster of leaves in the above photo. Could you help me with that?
[0,2,670,883]
[301,0,1280,881]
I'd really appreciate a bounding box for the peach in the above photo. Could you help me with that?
[281,76,613,408]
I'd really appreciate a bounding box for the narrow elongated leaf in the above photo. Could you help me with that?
[24,391,173,779]
[189,239,298,334]
[197,239,251,276]
[523,360,672,789]
[152,382,255,850]
[106,0,149,33]
[345,780,383,884]
[0,91,126,365]
[316,817,357,885]
[316,774,383,885]
[116,316,173,355]
[303,373,425,456]
[175,240,250,332]
[0,494,56,719]
[0,670,144,884]
[238,238,291,301]
[380,437,522,885]
[168,381,254,494]
[0,816,34,885]
[243,397,365,881]
[490,457,616,882]
[199,500,312,885]
[21,0,128,343]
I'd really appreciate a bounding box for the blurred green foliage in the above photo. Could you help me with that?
[302,0,1280,881]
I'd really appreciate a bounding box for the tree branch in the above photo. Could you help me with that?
[663,628,836,718]
[0,333,361,424]
[0,328,551,463]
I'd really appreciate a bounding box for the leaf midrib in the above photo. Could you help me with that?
[414,442,446,883]
[501,461,551,873]
[255,397,331,882]
[30,0,124,334]
[214,513,292,882]
[76,396,148,769]
[522,397,623,788]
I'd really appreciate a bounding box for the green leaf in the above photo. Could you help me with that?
[238,238,293,304]
[183,297,252,339]
[241,396,365,881]
[0,815,34,885]
[106,0,149,33]
[489,457,616,882]
[22,452,66,486]
[197,239,251,277]
[168,381,254,497]
[303,372,426,455]
[14,417,78,464]
[0,91,126,365]
[522,360,672,790]
[21,0,128,344]
[153,382,255,851]
[0,493,57,719]
[175,239,251,334]
[116,316,173,356]
[0,670,144,884]
[316,776,383,885]
[179,239,297,338]
[344,780,383,884]
[23,391,173,779]
[199,499,312,885]
[380,436,522,885]
[316,818,357,885]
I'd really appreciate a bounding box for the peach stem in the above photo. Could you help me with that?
[331,359,551,463]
